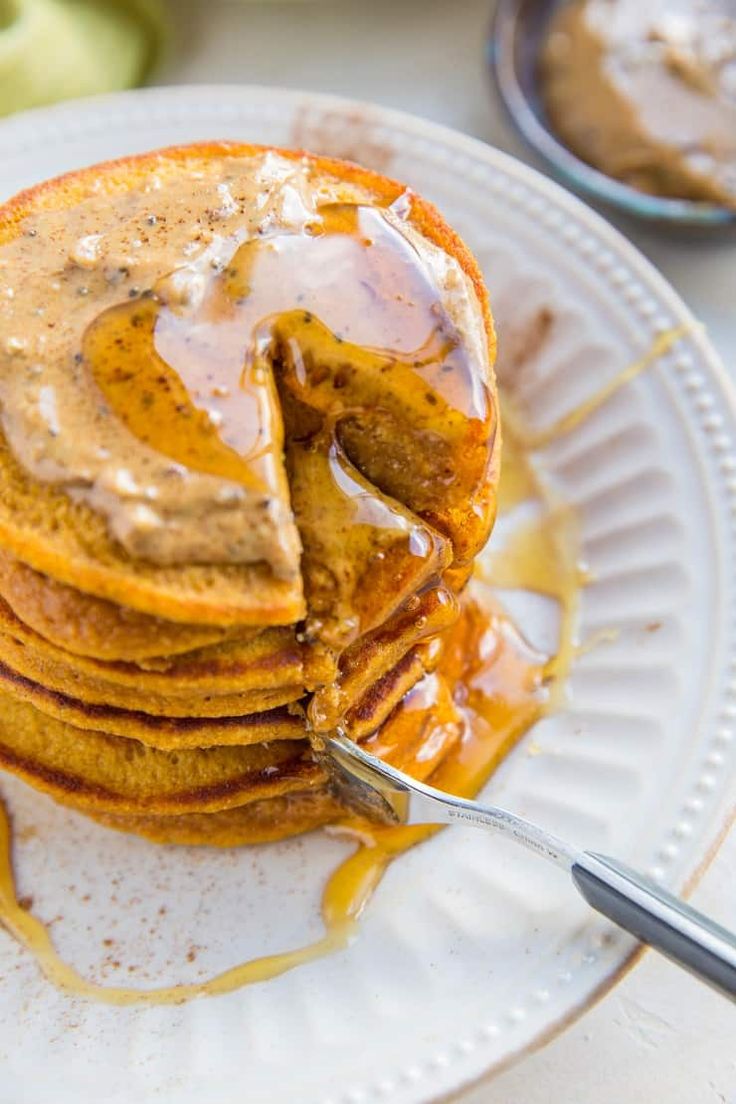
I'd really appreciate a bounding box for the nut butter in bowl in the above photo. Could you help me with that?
[490,0,736,224]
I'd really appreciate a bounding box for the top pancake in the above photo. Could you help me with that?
[0,143,498,627]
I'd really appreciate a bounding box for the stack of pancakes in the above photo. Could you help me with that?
[0,144,498,846]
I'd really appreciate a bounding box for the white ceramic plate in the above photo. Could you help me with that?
[0,86,733,1104]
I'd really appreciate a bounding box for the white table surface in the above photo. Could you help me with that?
[157,2,736,1100]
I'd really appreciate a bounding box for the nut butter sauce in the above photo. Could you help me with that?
[540,0,736,208]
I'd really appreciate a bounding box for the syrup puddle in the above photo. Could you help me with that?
[0,327,686,1004]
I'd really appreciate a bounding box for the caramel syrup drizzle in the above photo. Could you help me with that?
[0,250,688,1004]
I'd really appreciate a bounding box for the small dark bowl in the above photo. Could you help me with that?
[488,0,736,227]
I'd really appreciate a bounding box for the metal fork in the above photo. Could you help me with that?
[315,732,736,1000]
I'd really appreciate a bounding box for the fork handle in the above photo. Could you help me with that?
[572,852,736,1000]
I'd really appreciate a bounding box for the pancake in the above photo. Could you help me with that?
[90,792,342,848]
[0,617,305,718]
[0,143,497,626]
[0,597,305,699]
[0,143,499,845]
[0,550,257,661]
[0,634,434,751]
[0,692,313,815]
[0,664,305,745]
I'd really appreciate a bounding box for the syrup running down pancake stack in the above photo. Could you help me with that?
[0,143,498,846]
